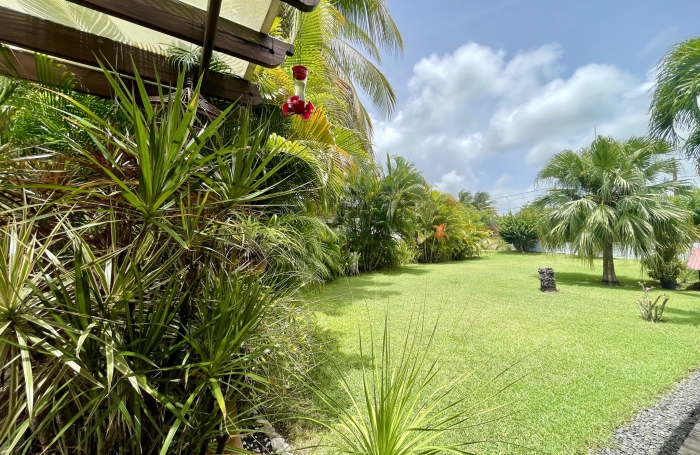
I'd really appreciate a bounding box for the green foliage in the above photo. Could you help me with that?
[458,190,496,212]
[0,68,336,454]
[534,135,694,284]
[458,190,498,229]
[310,315,486,455]
[334,156,489,272]
[333,156,426,272]
[414,190,488,263]
[635,283,670,322]
[498,206,540,252]
[255,0,403,162]
[641,245,686,282]
[674,188,700,225]
[396,240,418,265]
[650,37,700,165]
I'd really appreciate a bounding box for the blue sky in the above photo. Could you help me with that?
[368,0,700,213]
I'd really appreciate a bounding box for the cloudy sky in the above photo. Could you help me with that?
[368,0,700,213]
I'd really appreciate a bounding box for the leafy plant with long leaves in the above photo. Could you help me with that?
[334,156,425,272]
[414,189,488,263]
[310,314,505,455]
[650,37,700,168]
[0,63,340,454]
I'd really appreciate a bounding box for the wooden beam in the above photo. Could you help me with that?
[0,48,156,98]
[280,0,319,12]
[200,0,224,83]
[0,7,262,105]
[64,0,294,68]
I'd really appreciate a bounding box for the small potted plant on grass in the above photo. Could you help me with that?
[642,246,686,290]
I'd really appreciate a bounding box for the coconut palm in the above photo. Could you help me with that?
[458,190,496,213]
[534,136,693,285]
[253,0,402,179]
[650,37,700,168]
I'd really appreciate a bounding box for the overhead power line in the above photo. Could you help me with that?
[490,188,547,200]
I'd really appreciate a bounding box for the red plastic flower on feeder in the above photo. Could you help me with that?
[282,95,315,120]
[282,65,315,120]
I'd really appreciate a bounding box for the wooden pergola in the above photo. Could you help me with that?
[0,0,318,105]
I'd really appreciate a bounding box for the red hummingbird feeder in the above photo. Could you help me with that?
[282,65,315,120]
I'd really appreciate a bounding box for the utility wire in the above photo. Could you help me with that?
[490,188,547,200]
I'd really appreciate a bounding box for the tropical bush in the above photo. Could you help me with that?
[674,188,700,225]
[498,205,540,252]
[333,156,489,272]
[641,245,687,284]
[414,189,488,263]
[0,70,340,454]
[333,156,424,272]
[0,0,413,451]
[534,136,694,285]
[459,190,498,229]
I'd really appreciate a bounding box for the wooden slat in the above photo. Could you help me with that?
[679,420,700,455]
[0,48,154,98]
[200,0,224,83]
[0,7,262,104]
[64,0,293,68]
[280,0,319,12]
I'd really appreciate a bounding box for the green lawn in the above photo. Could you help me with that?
[307,251,700,454]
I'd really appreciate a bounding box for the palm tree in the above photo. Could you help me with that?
[534,136,693,285]
[650,37,700,168]
[334,155,425,272]
[458,190,496,213]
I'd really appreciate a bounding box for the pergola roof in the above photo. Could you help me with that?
[0,0,317,104]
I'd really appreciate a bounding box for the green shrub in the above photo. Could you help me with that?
[641,245,687,282]
[0,71,331,455]
[498,207,539,252]
[635,283,669,322]
[396,240,418,265]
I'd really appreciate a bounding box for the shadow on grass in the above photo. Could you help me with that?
[554,271,634,289]
[311,282,404,316]
[373,265,431,276]
[310,266,432,316]
[306,326,373,418]
[663,306,700,327]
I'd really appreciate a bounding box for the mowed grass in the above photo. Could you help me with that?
[306,251,700,454]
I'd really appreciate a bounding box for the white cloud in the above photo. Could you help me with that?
[373,42,653,196]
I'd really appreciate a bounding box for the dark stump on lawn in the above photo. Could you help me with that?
[538,267,558,293]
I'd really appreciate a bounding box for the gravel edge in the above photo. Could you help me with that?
[593,369,700,455]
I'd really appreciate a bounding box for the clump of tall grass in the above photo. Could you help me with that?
[310,314,506,455]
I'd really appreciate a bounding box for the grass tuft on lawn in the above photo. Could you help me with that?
[307,251,700,454]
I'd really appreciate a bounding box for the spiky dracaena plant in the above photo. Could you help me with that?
[0,62,339,454]
[309,314,507,455]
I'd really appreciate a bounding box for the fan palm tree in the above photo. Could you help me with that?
[650,37,700,168]
[534,136,693,285]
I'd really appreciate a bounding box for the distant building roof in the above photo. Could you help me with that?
[687,247,700,270]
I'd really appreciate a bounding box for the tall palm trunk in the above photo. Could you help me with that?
[602,240,619,285]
